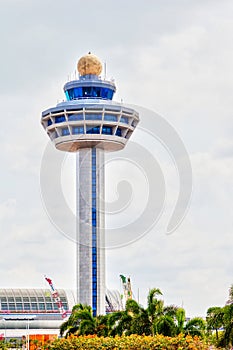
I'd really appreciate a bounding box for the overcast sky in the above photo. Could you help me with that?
[0,0,233,318]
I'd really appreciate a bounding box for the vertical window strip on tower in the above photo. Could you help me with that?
[92,148,97,316]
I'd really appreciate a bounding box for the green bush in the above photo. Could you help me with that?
[49,334,211,350]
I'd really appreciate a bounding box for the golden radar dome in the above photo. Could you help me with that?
[77,52,102,76]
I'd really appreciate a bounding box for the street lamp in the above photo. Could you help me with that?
[26,316,36,350]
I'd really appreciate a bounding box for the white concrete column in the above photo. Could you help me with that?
[76,148,105,315]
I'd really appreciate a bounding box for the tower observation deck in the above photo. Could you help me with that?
[41,53,139,316]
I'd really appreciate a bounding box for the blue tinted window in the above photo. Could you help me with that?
[1,304,8,310]
[16,303,23,310]
[51,130,58,140]
[24,303,30,310]
[46,303,53,310]
[92,86,101,97]
[87,126,100,134]
[120,116,129,124]
[109,90,114,99]
[55,115,66,123]
[62,128,70,136]
[72,126,84,134]
[67,86,114,100]
[65,91,69,101]
[104,114,117,122]
[9,304,15,311]
[39,303,45,310]
[31,303,38,310]
[67,90,74,100]
[116,128,122,137]
[66,87,83,100]
[83,86,92,97]
[68,114,83,121]
[100,87,114,99]
[47,119,52,126]
[101,88,109,99]
[73,87,83,98]
[92,148,97,315]
[108,90,113,99]
[102,126,112,135]
[85,114,102,120]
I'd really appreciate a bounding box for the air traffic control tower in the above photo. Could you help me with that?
[41,53,139,315]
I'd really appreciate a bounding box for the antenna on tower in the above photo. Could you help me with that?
[104,61,107,80]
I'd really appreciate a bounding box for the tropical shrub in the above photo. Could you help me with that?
[49,334,210,350]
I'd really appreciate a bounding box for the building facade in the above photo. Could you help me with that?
[0,288,122,337]
[0,288,75,338]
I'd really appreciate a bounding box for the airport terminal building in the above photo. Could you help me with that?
[0,288,122,338]
[0,288,74,338]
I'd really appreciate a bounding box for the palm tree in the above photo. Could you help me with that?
[130,307,151,335]
[147,288,163,336]
[76,309,97,335]
[60,303,94,337]
[108,310,132,336]
[125,299,151,336]
[206,306,224,341]
[110,291,176,337]
[108,299,140,336]
[163,305,178,318]
[152,305,178,337]
[156,314,177,336]
[173,307,206,337]
[125,299,141,315]
[221,304,233,348]
[59,288,206,339]
[175,307,186,334]
[212,285,233,348]
[184,317,206,337]
[124,289,177,337]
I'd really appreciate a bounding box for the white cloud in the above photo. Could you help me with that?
[0,0,232,318]
[0,199,16,220]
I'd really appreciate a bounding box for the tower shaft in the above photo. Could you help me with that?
[76,148,105,315]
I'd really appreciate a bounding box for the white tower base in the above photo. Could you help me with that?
[76,148,105,315]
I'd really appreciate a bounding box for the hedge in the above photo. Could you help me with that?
[49,334,211,350]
